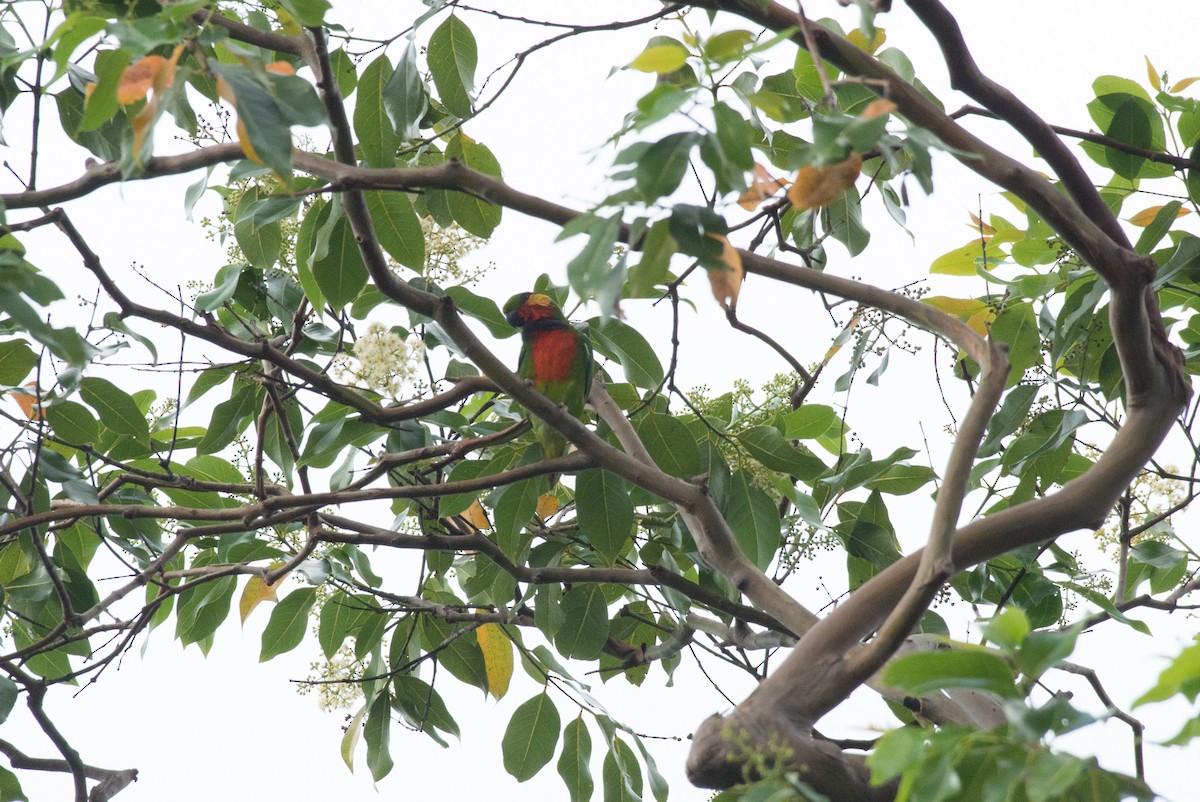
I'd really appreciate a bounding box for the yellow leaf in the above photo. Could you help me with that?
[1146,56,1161,92]
[737,163,788,211]
[476,619,513,700]
[1170,76,1200,94]
[705,233,743,310]
[860,98,897,119]
[535,493,560,520]
[923,296,991,317]
[12,382,41,420]
[965,308,997,337]
[236,116,263,164]
[846,27,886,54]
[1127,204,1190,227]
[464,499,491,529]
[629,44,688,74]
[930,238,991,276]
[130,102,156,165]
[239,570,286,624]
[787,153,863,210]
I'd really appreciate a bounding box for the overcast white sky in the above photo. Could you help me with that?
[2,2,1198,800]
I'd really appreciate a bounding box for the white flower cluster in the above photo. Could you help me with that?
[336,322,423,396]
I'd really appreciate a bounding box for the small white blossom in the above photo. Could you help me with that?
[338,323,424,397]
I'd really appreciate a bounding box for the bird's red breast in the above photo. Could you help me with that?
[529,327,580,384]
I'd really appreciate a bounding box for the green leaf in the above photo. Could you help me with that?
[555,584,610,660]
[725,470,781,570]
[175,575,236,647]
[45,400,99,446]
[428,15,477,119]
[575,470,634,563]
[0,339,36,385]
[982,606,1030,650]
[318,591,375,659]
[234,186,282,269]
[0,676,17,725]
[990,301,1040,385]
[602,737,644,802]
[260,586,318,661]
[384,37,427,139]
[826,190,869,256]
[444,133,502,237]
[738,425,827,480]
[636,132,699,201]
[883,647,1019,698]
[558,716,594,802]
[354,55,399,168]
[566,213,622,303]
[446,286,514,338]
[1133,200,1182,255]
[633,412,699,478]
[364,690,394,781]
[216,63,293,177]
[589,319,664,390]
[312,213,368,308]
[629,43,688,74]
[1104,99,1152,179]
[277,0,330,26]
[365,190,424,269]
[80,377,149,443]
[865,463,937,495]
[392,674,460,745]
[502,693,561,782]
[80,49,130,132]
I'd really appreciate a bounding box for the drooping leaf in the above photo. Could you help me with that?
[476,620,513,700]
[502,693,561,782]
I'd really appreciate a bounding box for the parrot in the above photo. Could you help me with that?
[503,292,593,466]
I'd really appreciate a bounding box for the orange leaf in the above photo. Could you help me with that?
[239,570,287,624]
[464,499,491,530]
[13,382,41,420]
[967,212,996,235]
[535,493,560,520]
[860,98,897,119]
[705,233,744,310]
[737,163,788,211]
[266,61,296,75]
[117,55,168,104]
[215,75,236,106]
[1127,204,1190,227]
[787,153,863,210]
[476,619,513,700]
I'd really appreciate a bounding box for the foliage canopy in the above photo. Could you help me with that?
[0,1,1198,801]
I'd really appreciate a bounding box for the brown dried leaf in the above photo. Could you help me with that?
[706,234,744,310]
[787,153,863,210]
[117,55,168,105]
[737,163,788,211]
[464,499,492,529]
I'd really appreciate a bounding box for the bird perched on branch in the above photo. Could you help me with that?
[503,292,593,467]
